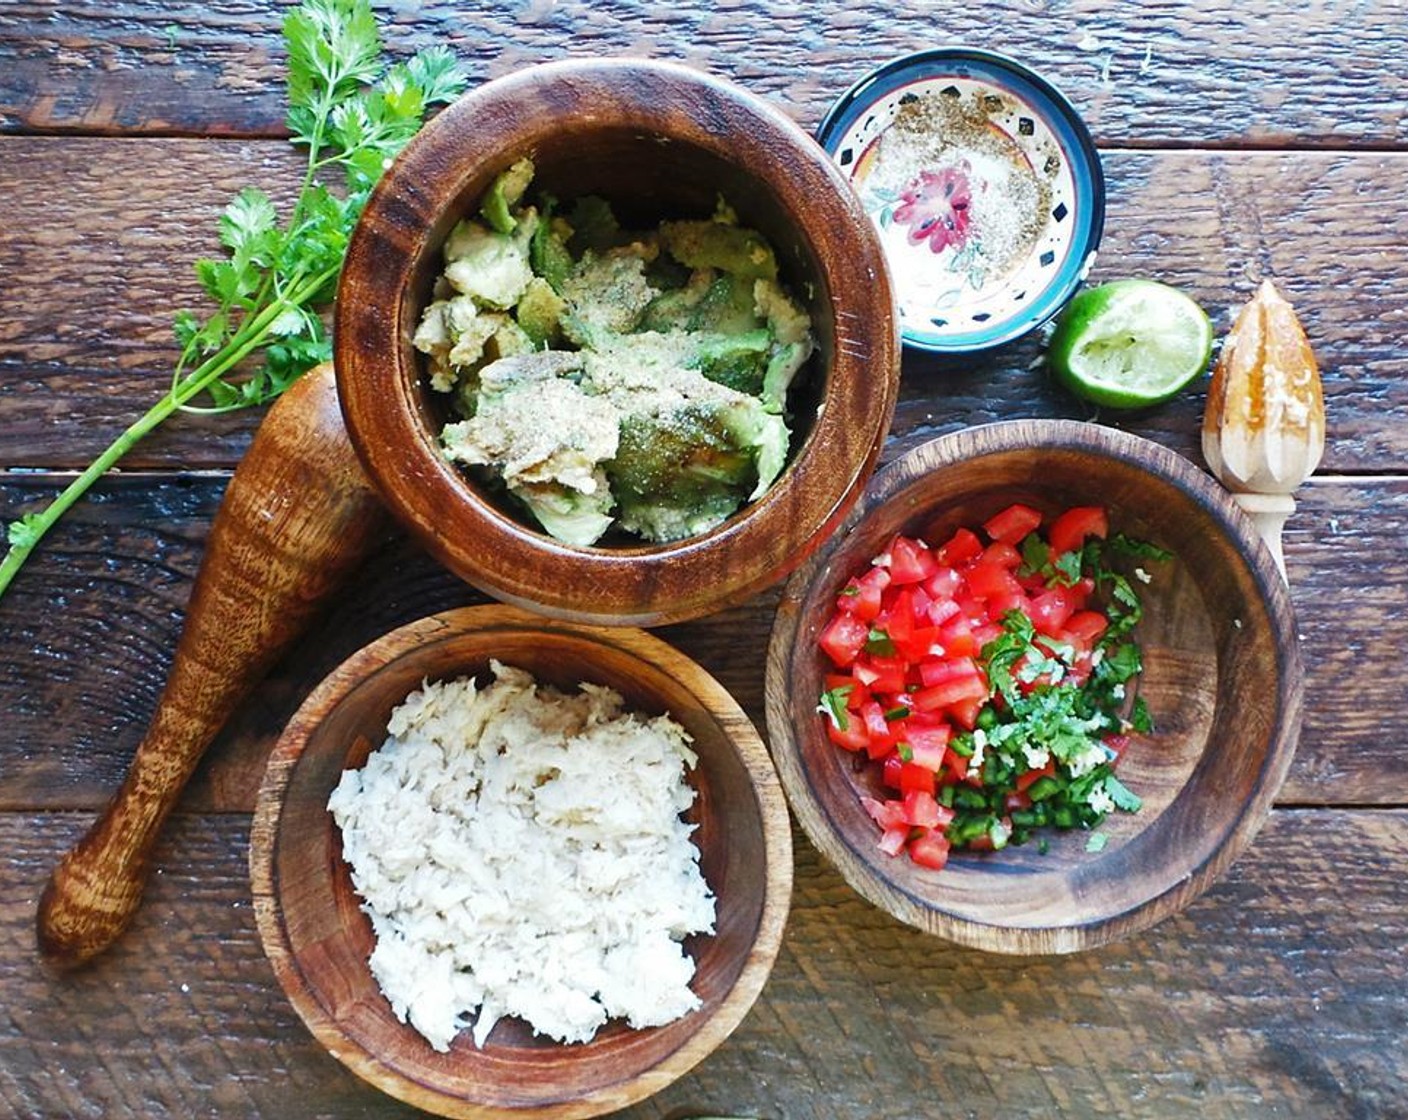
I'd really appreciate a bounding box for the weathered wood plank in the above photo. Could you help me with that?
[2,1,1406,149]
[0,473,1402,811]
[0,139,1402,471]
[1,809,1403,1119]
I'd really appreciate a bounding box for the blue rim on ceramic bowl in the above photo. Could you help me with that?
[817,49,1105,354]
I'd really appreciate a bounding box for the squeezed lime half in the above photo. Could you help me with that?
[1048,279,1213,409]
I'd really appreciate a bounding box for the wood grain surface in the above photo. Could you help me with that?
[3,811,1404,1119]
[3,1,1406,148]
[1,1,1405,1117]
[3,140,1404,470]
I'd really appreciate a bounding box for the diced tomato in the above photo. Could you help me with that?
[826,718,869,752]
[908,829,951,871]
[1104,733,1131,761]
[836,566,890,620]
[972,622,1003,648]
[819,611,869,667]
[862,795,907,831]
[912,671,988,712]
[862,701,894,744]
[1063,610,1109,648]
[888,535,938,584]
[885,588,915,635]
[965,563,1023,602]
[983,502,1043,545]
[978,540,1023,571]
[926,596,961,627]
[894,625,941,662]
[945,746,970,780]
[924,566,962,601]
[937,613,976,658]
[1004,791,1033,812]
[935,526,983,566]
[947,697,983,731]
[904,725,950,770]
[1048,505,1108,557]
[902,789,943,829]
[823,672,869,713]
[898,763,937,796]
[881,753,904,789]
[878,825,909,856]
[918,655,980,689]
[853,655,906,695]
[985,589,1030,622]
[1030,585,1079,637]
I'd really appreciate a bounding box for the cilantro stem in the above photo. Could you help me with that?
[0,264,338,599]
[0,0,466,604]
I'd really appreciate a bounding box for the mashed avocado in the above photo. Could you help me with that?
[415,158,815,546]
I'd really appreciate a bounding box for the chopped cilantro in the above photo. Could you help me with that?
[865,627,896,656]
[1103,773,1143,813]
[816,685,852,731]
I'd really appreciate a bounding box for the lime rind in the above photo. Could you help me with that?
[1049,279,1213,409]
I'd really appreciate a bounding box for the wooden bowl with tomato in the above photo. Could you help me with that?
[765,419,1304,954]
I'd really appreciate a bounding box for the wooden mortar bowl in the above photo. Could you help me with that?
[766,420,1304,954]
[335,59,899,627]
[250,605,792,1119]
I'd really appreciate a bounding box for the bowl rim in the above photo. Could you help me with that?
[250,604,793,1119]
[334,57,900,627]
[764,419,1305,954]
[815,47,1106,354]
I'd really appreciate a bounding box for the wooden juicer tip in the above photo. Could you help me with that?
[1201,279,1325,577]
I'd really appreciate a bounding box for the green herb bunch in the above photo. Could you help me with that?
[0,0,467,599]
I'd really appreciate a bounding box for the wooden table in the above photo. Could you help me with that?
[2,4,1405,1118]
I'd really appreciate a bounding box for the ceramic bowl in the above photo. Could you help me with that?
[816,49,1104,353]
[765,420,1303,954]
[251,605,792,1119]
[335,59,899,627]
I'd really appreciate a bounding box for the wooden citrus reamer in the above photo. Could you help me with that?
[36,364,385,968]
[1202,279,1325,576]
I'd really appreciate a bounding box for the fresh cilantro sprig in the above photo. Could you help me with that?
[0,0,467,599]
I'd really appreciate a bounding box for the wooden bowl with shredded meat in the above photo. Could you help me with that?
[251,604,791,1120]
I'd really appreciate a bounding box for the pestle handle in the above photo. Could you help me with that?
[37,363,385,968]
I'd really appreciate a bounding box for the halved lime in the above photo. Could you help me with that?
[1048,279,1213,409]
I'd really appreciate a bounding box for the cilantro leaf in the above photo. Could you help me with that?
[7,515,45,550]
[816,686,852,731]
[1130,696,1155,734]
[1103,774,1143,812]
[866,627,896,656]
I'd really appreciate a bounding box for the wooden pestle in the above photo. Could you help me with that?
[37,363,386,968]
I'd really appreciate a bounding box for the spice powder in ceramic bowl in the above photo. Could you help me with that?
[817,49,1105,353]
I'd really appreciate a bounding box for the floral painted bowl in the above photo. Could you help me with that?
[817,49,1104,353]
